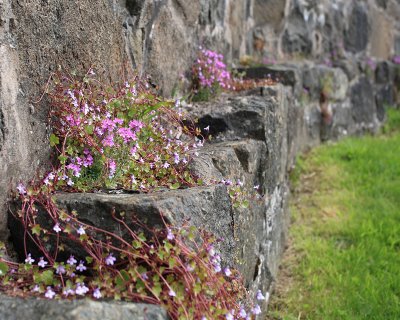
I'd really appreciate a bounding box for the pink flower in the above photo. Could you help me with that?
[101,118,116,132]
[102,134,115,147]
[117,127,137,143]
[129,120,144,131]
[108,160,116,178]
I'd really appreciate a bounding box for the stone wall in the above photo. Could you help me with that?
[1,0,400,319]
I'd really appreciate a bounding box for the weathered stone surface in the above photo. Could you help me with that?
[281,6,313,55]
[351,77,377,126]
[344,3,370,53]
[9,185,236,265]
[369,6,393,59]
[375,61,394,84]
[376,0,389,9]
[0,294,168,320]
[0,0,127,240]
[253,0,286,31]
[236,66,300,87]
[302,65,349,101]
[376,84,394,120]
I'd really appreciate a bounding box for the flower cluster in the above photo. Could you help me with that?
[1,69,263,319]
[1,204,263,319]
[192,48,232,100]
[47,70,200,192]
[194,48,231,89]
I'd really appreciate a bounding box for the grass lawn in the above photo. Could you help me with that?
[267,109,400,320]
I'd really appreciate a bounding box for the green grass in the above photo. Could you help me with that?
[268,108,400,320]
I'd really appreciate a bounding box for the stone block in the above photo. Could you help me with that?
[344,3,370,53]
[0,294,168,320]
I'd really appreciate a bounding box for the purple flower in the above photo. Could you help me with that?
[239,308,247,318]
[77,226,86,235]
[204,125,210,131]
[93,288,102,299]
[75,283,89,295]
[45,287,56,299]
[108,160,116,178]
[101,118,116,132]
[129,120,144,131]
[62,288,75,297]
[16,183,27,195]
[105,253,116,266]
[32,285,40,293]
[224,267,232,277]
[168,289,176,297]
[56,265,66,275]
[53,223,62,233]
[103,134,115,147]
[38,257,48,268]
[257,289,265,300]
[252,305,261,315]
[141,272,149,280]
[167,228,175,240]
[117,127,137,143]
[66,163,81,177]
[25,253,35,264]
[67,255,77,266]
[225,312,234,320]
[173,153,180,164]
[76,261,87,272]
[163,162,170,169]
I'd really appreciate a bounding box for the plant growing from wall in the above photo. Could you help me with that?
[1,69,264,319]
[191,48,232,101]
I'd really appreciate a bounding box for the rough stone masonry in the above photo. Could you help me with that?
[1,0,400,318]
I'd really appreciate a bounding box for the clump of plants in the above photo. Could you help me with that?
[1,69,264,319]
[47,69,201,192]
[191,48,232,101]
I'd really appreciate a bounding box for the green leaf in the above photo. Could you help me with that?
[194,283,202,295]
[138,232,147,242]
[152,283,162,297]
[168,257,177,268]
[170,183,180,190]
[0,262,9,277]
[85,125,94,135]
[31,224,42,236]
[132,240,142,249]
[58,155,68,164]
[241,200,249,208]
[35,270,54,285]
[85,256,93,264]
[50,134,60,147]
